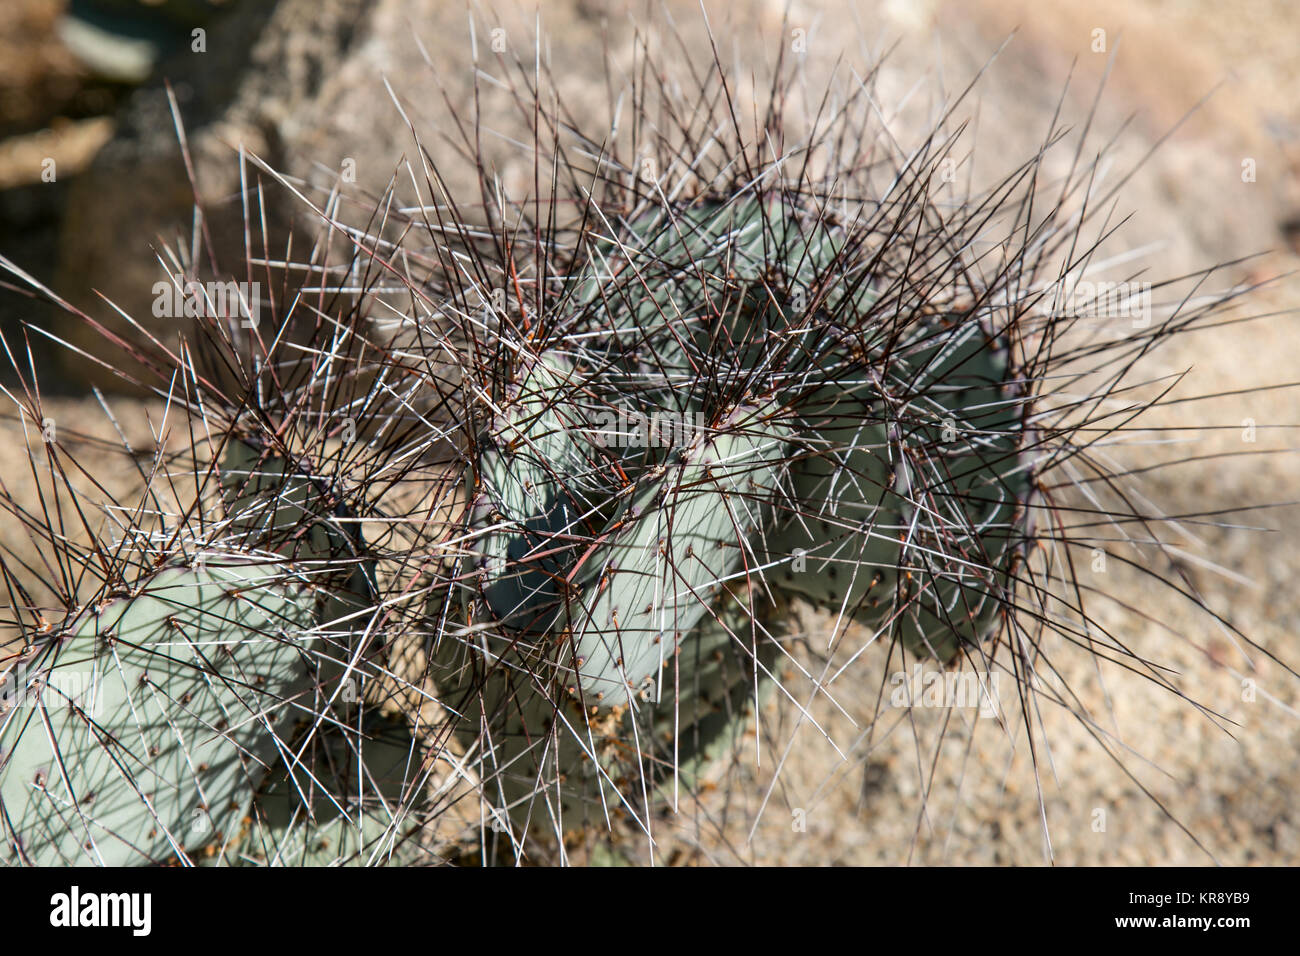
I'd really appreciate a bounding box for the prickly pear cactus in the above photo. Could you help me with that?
[473,352,605,632]
[767,322,1030,659]
[0,9,1278,867]
[235,713,430,867]
[0,561,315,865]
[0,440,399,866]
[448,381,791,827]
[455,186,1035,831]
[565,404,788,707]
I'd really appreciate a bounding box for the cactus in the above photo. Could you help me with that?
[563,403,789,707]
[0,561,315,865]
[472,351,604,633]
[456,190,1030,825]
[0,440,403,865]
[764,323,1030,660]
[0,10,1290,865]
[584,195,1030,659]
[236,712,431,867]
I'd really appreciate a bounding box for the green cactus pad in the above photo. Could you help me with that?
[586,197,874,418]
[233,713,431,866]
[222,437,378,670]
[474,351,609,632]
[566,405,788,707]
[430,584,778,833]
[764,324,1029,659]
[0,561,316,866]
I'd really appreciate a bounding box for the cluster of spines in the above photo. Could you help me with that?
[0,12,1290,864]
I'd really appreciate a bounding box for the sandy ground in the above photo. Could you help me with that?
[0,0,1297,864]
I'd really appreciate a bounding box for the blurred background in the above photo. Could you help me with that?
[0,0,1297,864]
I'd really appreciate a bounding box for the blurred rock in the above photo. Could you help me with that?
[58,0,235,83]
